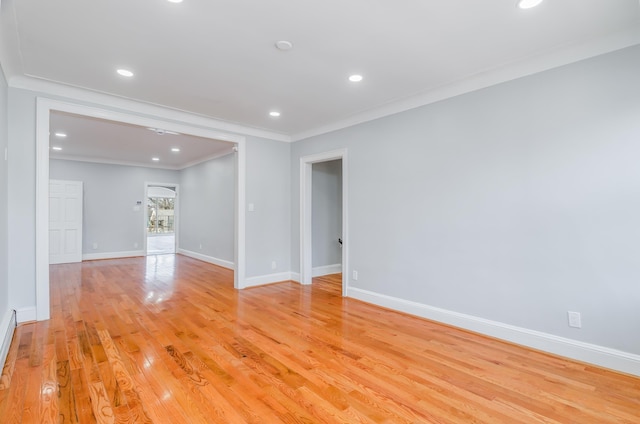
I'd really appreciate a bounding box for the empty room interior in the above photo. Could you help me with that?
[1,0,640,422]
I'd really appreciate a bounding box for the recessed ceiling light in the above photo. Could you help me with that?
[171,148,180,152]
[349,74,363,82]
[517,0,544,9]
[152,157,160,161]
[52,146,62,151]
[269,111,281,117]
[117,69,134,77]
[54,132,67,138]
[275,40,293,51]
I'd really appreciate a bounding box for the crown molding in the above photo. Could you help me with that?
[50,154,185,171]
[291,25,640,142]
[8,75,292,143]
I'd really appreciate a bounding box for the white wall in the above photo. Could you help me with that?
[291,45,640,358]
[0,64,9,327]
[179,153,235,263]
[312,160,342,268]
[49,159,179,256]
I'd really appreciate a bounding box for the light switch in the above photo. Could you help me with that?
[248,203,255,212]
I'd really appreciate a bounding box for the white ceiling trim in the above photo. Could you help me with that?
[292,25,640,142]
[49,154,188,171]
[50,148,235,171]
[9,75,292,143]
[177,150,235,171]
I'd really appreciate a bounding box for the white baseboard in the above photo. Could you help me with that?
[177,249,234,270]
[15,307,37,324]
[243,272,296,289]
[1,309,17,370]
[347,287,640,377]
[82,250,145,261]
[312,263,342,277]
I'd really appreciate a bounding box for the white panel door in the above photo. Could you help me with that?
[49,180,83,264]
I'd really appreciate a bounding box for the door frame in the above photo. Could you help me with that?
[144,182,179,255]
[300,149,348,295]
[36,98,247,320]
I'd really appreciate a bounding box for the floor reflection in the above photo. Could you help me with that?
[147,234,176,254]
[144,254,177,304]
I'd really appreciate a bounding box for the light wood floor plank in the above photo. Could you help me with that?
[1,255,639,423]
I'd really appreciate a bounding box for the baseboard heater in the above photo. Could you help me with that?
[1,309,17,371]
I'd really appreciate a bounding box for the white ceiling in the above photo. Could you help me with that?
[49,111,234,169]
[1,0,639,143]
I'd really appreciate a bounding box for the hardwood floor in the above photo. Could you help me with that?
[1,255,639,423]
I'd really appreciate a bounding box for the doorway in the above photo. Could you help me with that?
[35,98,248,321]
[146,184,177,255]
[300,149,348,295]
[311,160,342,277]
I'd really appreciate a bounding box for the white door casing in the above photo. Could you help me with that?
[36,97,247,321]
[49,180,83,264]
[300,149,348,295]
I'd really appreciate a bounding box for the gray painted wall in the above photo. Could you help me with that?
[7,88,37,309]
[179,153,235,262]
[291,45,640,355]
[245,136,291,277]
[49,159,179,255]
[0,65,8,321]
[312,160,342,268]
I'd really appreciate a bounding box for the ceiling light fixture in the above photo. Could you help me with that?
[167,0,183,3]
[146,127,180,136]
[54,132,67,138]
[152,157,160,161]
[275,40,293,51]
[517,0,544,9]
[171,148,180,152]
[269,111,281,117]
[52,146,62,151]
[349,74,363,82]
[117,69,134,77]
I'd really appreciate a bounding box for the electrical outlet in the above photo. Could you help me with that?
[133,242,138,249]
[568,311,582,328]
[199,243,203,250]
[271,261,277,270]
[352,270,358,281]
[92,242,98,250]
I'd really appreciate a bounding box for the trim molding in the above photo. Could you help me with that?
[291,27,640,142]
[10,75,291,142]
[244,272,297,289]
[15,307,37,324]
[82,250,145,261]
[0,309,16,370]
[347,287,640,377]
[300,149,349,296]
[312,263,342,277]
[177,249,234,270]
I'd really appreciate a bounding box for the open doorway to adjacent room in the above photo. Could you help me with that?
[36,99,248,320]
[146,184,177,255]
[300,149,348,295]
